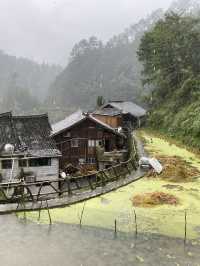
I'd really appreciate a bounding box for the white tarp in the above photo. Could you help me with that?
[139,157,150,166]
[139,156,163,174]
[149,158,163,174]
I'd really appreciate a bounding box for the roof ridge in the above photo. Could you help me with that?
[13,113,48,119]
[0,111,12,118]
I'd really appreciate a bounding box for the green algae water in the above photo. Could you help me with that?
[19,131,200,240]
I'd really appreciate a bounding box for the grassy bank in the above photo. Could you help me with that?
[18,130,200,239]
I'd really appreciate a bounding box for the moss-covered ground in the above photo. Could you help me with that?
[18,131,200,239]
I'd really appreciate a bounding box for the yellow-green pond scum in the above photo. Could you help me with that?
[18,131,200,239]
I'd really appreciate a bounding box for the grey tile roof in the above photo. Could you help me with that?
[51,110,85,136]
[92,108,121,117]
[0,112,61,158]
[105,101,146,118]
[51,110,125,138]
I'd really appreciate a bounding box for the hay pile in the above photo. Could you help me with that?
[147,156,199,182]
[131,192,179,207]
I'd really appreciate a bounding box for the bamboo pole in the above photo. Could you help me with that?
[46,200,52,225]
[184,210,187,246]
[38,201,43,221]
[79,201,86,228]
[134,209,138,238]
[114,219,117,238]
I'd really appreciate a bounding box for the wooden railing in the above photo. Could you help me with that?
[0,137,139,204]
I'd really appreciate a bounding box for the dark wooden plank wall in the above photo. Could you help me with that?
[53,119,122,168]
[92,114,122,128]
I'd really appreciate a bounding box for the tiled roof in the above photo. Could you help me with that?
[51,110,85,136]
[51,110,125,138]
[104,101,146,118]
[0,112,61,157]
[92,108,121,117]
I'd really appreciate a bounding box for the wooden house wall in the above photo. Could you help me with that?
[101,104,143,129]
[92,114,122,128]
[53,119,123,168]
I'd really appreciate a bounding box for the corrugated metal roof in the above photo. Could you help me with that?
[105,101,146,118]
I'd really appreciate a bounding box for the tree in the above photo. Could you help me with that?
[138,13,200,108]
[96,96,105,108]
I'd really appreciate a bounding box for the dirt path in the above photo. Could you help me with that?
[133,132,147,158]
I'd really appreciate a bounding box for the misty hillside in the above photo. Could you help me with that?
[47,0,200,116]
[0,51,62,114]
[47,9,163,113]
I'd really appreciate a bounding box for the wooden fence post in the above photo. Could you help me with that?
[101,172,106,187]
[46,200,52,225]
[113,167,119,180]
[67,179,72,196]
[114,219,117,238]
[79,202,86,229]
[38,201,43,221]
[134,209,138,238]
[184,210,187,246]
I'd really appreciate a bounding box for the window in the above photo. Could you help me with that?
[29,158,51,167]
[19,159,28,167]
[71,139,79,147]
[87,158,96,164]
[88,140,102,147]
[88,140,95,147]
[64,132,71,138]
[2,160,12,169]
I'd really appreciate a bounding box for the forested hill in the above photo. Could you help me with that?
[138,11,200,148]
[47,9,164,112]
[46,0,200,117]
[0,51,62,114]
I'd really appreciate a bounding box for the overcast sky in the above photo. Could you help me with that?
[0,0,173,65]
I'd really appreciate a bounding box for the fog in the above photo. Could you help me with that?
[0,0,173,65]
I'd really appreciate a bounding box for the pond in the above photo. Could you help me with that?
[0,214,200,266]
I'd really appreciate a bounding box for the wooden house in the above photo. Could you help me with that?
[100,101,147,129]
[92,108,122,129]
[51,110,127,170]
[0,112,61,183]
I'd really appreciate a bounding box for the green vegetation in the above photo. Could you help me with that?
[19,131,200,239]
[46,10,164,111]
[96,96,105,108]
[138,12,200,148]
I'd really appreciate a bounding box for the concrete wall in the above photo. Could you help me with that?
[0,158,59,182]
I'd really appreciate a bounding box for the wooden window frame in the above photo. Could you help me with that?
[71,139,79,148]
[2,160,12,169]
[19,159,28,168]
[29,158,51,167]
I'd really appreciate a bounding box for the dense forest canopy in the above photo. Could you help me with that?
[138,12,200,148]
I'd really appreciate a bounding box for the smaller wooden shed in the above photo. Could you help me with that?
[101,101,147,129]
